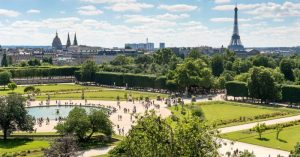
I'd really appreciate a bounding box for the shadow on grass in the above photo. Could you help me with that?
[278,138,287,143]
[256,137,270,141]
[79,135,121,150]
[0,138,33,149]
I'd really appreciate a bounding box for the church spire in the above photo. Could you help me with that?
[66,33,71,48]
[73,33,78,46]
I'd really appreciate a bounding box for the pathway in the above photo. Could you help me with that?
[219,115,300,134]
[219,139,289,157]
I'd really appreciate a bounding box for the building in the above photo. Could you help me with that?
[73,33,78,46]
[159,43,165,49]
[125,38,155,51]
[66,33,71,48]
[52,32,63,50]
[228,5,246,54]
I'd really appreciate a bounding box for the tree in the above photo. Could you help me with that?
[0,71,11,89]
[111,55,133,66]
[109,113,219,157]
[56,107,112,141]
[275,124,283,140]
[187,49,202,59]
[44,135,78,157]
[28,58,41,66]
[87,109,113,139]
[24,86,35,93]
[252,55,276,69]
[171,59,214,93]
[290,142,300,157]
[7,82,17,91]
[153,48,176,65]
[280,58,295,81]
[1,53,8,67]
[211,54,224,77]
[253,123,266,139]
[80,60,98,82]
[248,67,279,103]
[0,94,34,140]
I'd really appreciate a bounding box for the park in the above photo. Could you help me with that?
[1,50,300,157]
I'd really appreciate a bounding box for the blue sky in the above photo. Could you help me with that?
[0,0,299,48]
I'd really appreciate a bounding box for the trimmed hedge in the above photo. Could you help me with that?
[76,71,172,90]
[0,66,79,78]
[282,85,300,103]
[225,81,248,98]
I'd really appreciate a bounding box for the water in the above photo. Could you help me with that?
[27,106,105,120]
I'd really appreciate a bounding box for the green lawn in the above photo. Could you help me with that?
[0,84,168,101]
[222,124,300,151]
[36,89,167,101]
[169,101,300,127]
[0,84,95,95]
[0,139,49,154]
[0,134,123,156]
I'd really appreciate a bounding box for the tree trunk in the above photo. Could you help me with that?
[3,129,7,140]
[86,130,94,141]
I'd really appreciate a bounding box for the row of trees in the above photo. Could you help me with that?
[226,67,300,104]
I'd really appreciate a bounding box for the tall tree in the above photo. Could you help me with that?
[280,58,295,81]
[248,67,280,103]
[211,54,224,77]
[0,71,11,89]
[172,59,214,92]
[1,53,8,67]
[80,60,98,82]
[0,94,34,140]
[56,107,112,141]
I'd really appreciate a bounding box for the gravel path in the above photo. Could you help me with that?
[219,115,300,134]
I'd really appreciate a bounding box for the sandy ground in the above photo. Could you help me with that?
[30,99,171,135]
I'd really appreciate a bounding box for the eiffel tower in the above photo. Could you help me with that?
[228,4,245,52]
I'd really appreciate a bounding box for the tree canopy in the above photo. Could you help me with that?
[109,113,219,157]
[0,94,34,140]
[56,107,113,141]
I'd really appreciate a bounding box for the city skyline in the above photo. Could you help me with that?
[0,0,299,48]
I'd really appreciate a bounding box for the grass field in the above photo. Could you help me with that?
[222,124,300,151]
[0,84,96,95]
[0,134,123,156]
[0,84,168,101]
[0,139,49,154]
[169,101,300,127]
[36,89,167,101]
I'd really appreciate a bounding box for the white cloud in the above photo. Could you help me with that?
[77,5,103,15]
[27,9,40,14]
[0,9,20,17]
[212,0,230,4]
[107,2,153,12]
[210,17,251,22]
[156,13,190,20]
[80,0,135,4]
[213,2,300,19]
[158,4,198,12]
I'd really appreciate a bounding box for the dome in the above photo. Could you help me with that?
[52,32,63,50]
